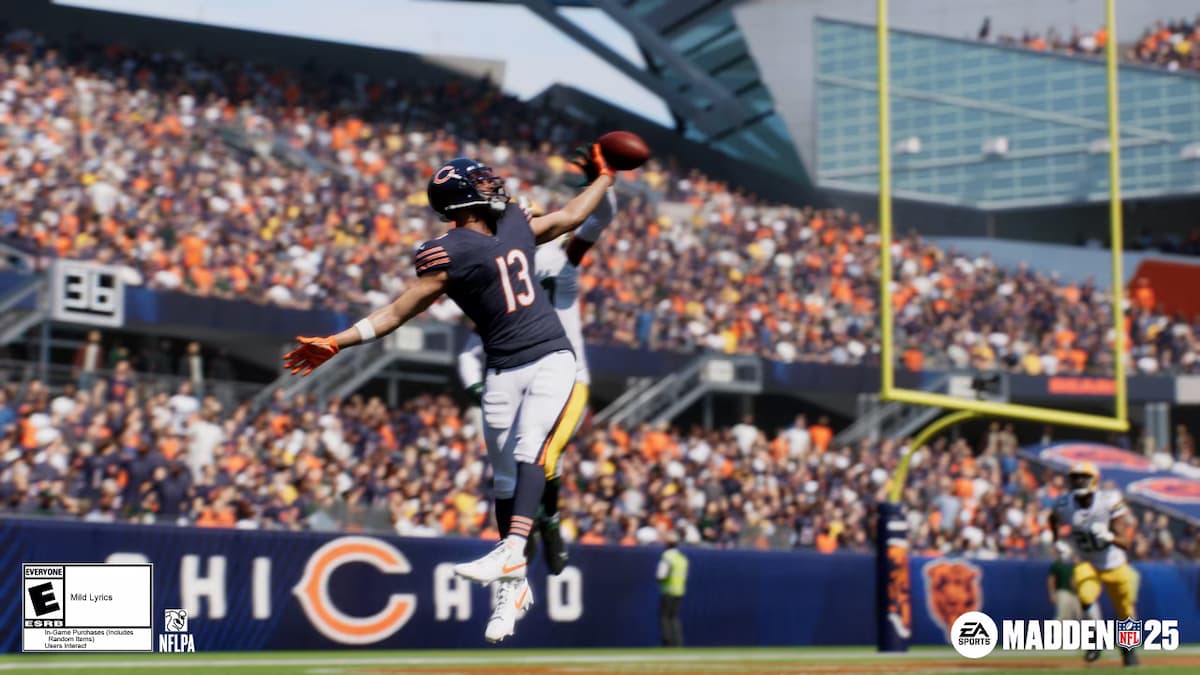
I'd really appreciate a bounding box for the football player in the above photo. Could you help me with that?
[458,184,616,576]
[285,145,618,643]
[1048,461,1139,667]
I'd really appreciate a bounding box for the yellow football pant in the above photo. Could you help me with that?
[541,382,588,480]
[1073,561,1139,620]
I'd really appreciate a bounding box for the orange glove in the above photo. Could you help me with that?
[570,143,616,185]
[283,336,340,376]
[589,142,616,178]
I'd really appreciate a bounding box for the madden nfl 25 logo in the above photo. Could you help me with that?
[950,611,1180,659]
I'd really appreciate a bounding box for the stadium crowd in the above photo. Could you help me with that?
[993,24,1109,57]
[2,29,1200,375]
[1130,17,1200,72]
[0,29,1198,560]
[991,15,1200,72]
[0,368,1196,561]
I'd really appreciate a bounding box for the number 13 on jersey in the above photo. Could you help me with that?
[496,249,535,313]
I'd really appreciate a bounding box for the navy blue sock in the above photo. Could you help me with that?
[495,497,514,539]
[540,476,560,519]
[507,462,545,542]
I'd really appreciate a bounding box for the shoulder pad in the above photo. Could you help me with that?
[1103,489,1127,511]
[415,238,453,276]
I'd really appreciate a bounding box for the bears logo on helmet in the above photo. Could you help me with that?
[427,158,508,220]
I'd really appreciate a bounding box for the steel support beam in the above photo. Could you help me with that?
[519,0,729,135]
[641,0,741,36]
[591,0,751,125]
[519,0,757,138]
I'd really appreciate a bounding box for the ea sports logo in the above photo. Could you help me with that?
[951,611,998,659]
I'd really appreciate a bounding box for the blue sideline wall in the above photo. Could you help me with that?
[2,520,1198,651]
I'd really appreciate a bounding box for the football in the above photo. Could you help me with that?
[597,130,650,170]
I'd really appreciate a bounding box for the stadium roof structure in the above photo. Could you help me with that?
[469,0,804,178]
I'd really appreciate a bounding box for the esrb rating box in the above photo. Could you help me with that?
[22,563,153,652]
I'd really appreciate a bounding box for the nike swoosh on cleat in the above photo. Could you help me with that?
[501,562,526,574]
[515,587,529,609]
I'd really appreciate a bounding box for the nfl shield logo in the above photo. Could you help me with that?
[1116,618,1143,651]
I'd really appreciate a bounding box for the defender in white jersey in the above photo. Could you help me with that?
[530,188,614,383]
[1048,461,1139,667]
[459,187,616,575]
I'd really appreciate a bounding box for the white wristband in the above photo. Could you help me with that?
[354,318,377,342]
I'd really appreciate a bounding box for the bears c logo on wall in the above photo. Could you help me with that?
[293,536,417,645]
[923,559,983,642]
[1042,443,1153,472]
[1128,477,1200,504]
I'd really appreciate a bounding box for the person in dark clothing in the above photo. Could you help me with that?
[154,461,193,520]
[121,445,165,516]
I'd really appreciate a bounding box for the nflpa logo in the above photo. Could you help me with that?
[1117,618,1143,651]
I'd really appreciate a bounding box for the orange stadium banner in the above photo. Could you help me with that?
[1128,258,1200,319]
[1047,377,1117,396]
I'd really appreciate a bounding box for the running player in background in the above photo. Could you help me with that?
[1048,462,1139,667]
[285,145,619,643]
[459,181,617,575]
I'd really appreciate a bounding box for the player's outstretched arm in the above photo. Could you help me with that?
[284,271,449,376]
[531,143,616,244]
[565,187,616,266]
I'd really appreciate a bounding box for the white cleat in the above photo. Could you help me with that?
[486,578,533,643]
[453,540,527,585]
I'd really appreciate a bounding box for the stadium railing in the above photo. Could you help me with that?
[0,358,266,408]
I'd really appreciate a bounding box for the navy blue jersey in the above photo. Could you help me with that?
[415,203,572,370]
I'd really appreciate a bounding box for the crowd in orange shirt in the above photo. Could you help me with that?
[2,367,1195,560]
[1131,18,1200,71]
[998,17,1200,72]
[3,30,1200,374]
[996,25,1108,57]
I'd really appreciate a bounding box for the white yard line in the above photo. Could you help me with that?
[0,647,1197,671]
[0,651,868,670]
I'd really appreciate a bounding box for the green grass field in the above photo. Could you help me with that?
[0,647,1197,675]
